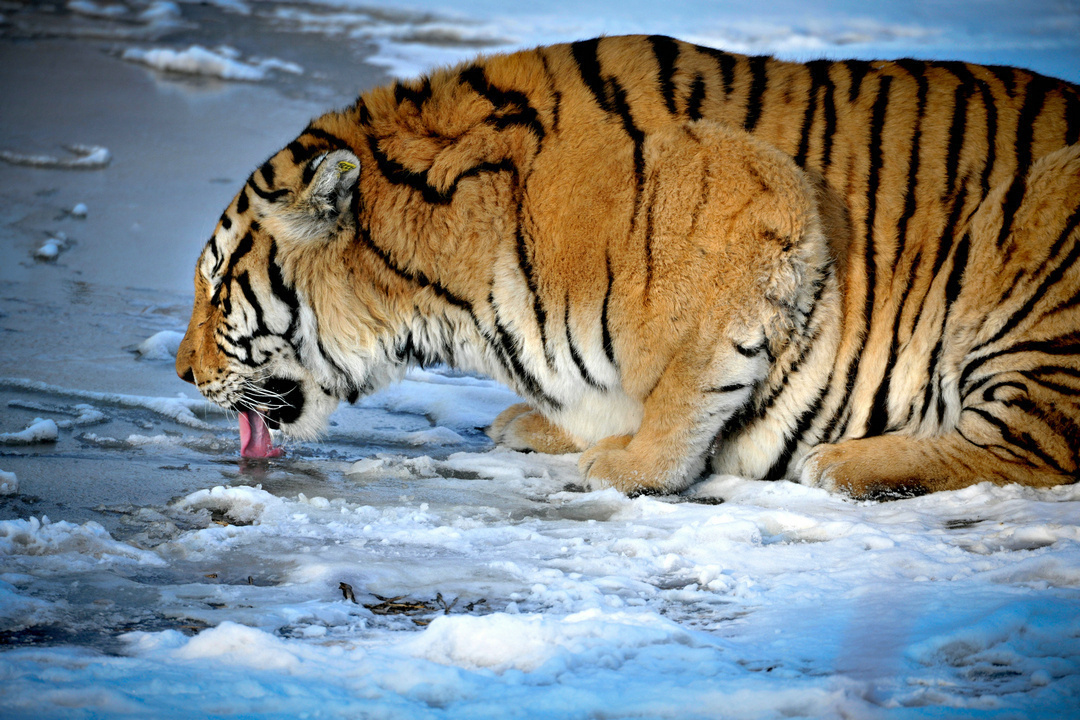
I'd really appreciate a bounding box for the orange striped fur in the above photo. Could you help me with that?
[178,36,1080,498]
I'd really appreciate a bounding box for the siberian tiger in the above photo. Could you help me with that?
[176,35,1080,499]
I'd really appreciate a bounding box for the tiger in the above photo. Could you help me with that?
[176,35,1080,499]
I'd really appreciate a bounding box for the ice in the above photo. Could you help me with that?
[0,378,226,430]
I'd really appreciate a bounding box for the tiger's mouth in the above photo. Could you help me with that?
[237,376,305,458]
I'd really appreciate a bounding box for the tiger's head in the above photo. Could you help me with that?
[176,134,393,458]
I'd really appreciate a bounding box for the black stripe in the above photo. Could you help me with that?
[394,77,433,108]
[976,79,999,199]
[794,61,829,168]
[686,75,706,121]
[601,253,618,368]
[963,216,1080,389]
[711,383,749,393]
[207,236,223,277]
[859,75,893,354]
[514,199,553,367]
[986,65,1016,96]
[921,232,971,424]
[765,378,832,480]
[1066,86,1080,146]
[247,179,288,203]
[892,60,929,264]
[302,127,347,149]
[643,178,657,301]
[490,293,561,410]
[648,35,681,114]
[845,60,871,103]
[995,175,1027,250]
[571,38,612,113]
[1021,366,1080,396]
[358,226,474,313]
[365,136,448,204]
[286,128,348,165]
[266,241,300,312]
[605,78,647,234]
[1014,73,1054,180]
[698,46,736,98]
[743,55,769,132]
[459,65,547,141]
[235,188,249,214]
[260,161,275,187]
[234,271,268,337]
[942,66,974,200]
[963,407,1066,474]
[366,137,514,206]
[212,230,254,307]
[220,215,232,231]
[564,296,605,390]
[819,68,838,173]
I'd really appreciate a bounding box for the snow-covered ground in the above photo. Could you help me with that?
[2,1,1079,718]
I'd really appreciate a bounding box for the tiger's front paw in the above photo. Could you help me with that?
[486,403,581,454]
[579,435,688,496]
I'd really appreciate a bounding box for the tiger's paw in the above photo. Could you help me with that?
[579,435,681,496]
[486,404,581,454]
[797,442,929,500]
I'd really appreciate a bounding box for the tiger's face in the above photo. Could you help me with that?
[176,144,372,456]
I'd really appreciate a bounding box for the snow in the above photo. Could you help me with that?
[0,145,111,170]
[121,45,303,81]
[1,451,1078,716]
[135,330,184,361]
[2,1,1080,717]
[0,470,17,495]
[0,418,58,446]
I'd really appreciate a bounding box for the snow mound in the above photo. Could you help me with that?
[403,608,701,674]
[174,485,286,525]
[121,45,302,81]
[0,144,111,170]
[0,516,163,565]
[0,418,58,446]
[0,470,17,495]
[136,330,184,360]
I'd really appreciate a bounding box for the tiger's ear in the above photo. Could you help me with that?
[278,149,361,242]
[304,149,360,217]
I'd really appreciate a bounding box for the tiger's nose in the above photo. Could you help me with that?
[178,366,195,384]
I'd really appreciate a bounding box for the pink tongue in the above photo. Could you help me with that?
[239,409,284,458]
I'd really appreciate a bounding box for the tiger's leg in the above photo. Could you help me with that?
[802,145,1080,499]
[798,423,1075,500]
[487,403,582,454]
[579,341,758,495]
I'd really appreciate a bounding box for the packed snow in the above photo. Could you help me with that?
[2,1,1080,718]
[121,44,302,81]
[0,145,111,170]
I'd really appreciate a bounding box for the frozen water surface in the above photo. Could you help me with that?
[1,1,1079,718]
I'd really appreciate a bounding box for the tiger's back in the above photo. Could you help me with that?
[177,35,1080,497]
